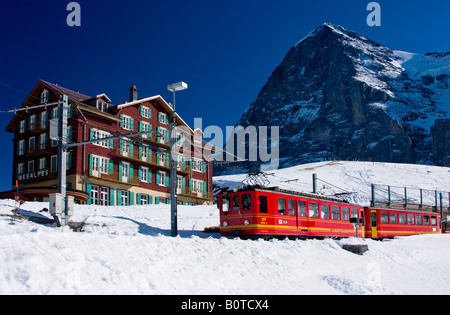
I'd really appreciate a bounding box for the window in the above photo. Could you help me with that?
[390,213,398,224]
[19,120,26,133]
[309,202,319,218]
[431,217,437,226]
[351,208,358,219]
[17,163,24,175]
[121,190,129,206]
[140,166,149,183]
[332,206,341,220]
[158,112,168,124]
[424,215,430,226]
[380,212,389,224]
[51,155,58,173]
[39,158,47,171]
[39,133,48,150]
[140,194,150,205]
[29,115,37,130]
[18,140,25,155]
[91,185,99,205]
[298,201,307,217]
[121,162,130,182]
[140,106,151,118]
[29,136,36,153]
[288,199,295,216]
[416,215,423,225]
[341,207,350,220]
[140,144,150,162]
[139,121,151,139]
[259,195,267,213]
[399,213,407,225]
[27,160,34,173]
[157,171,168,186]
[100,187,109,206]
[91,155,110,174]
[232,195,239,211]
[278,198,286,215]
[408,214,415,225]
[96,100,109,112]
[121,115,133,130]
[321,204,330,219]
[40,90,49,104]
[222,195,230,212]
[91,128,112,148]
[40,111,48,129]
[242,194,251,210]
[192,159,205,172]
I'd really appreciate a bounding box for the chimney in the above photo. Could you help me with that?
[129,85,138,102]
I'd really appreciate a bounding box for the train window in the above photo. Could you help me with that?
[416,215,423,225]
[351,208,358,219]
[408,214,415,225]
[222,196,230,212]
[390,213,398,224]
[259,195,268,213]
[278,198,286,215]
[298,201,307,217]
[332,206,341,220]
[424,215,430,225]
[309,202,319,218]
[288,200,295,216]
[242,194,251,210]
[342,207,350,220]
[431,217,437,226]
[399,213,407,225]
[380,212,389,224]
[232,195,240,211]
[321,204,330,219]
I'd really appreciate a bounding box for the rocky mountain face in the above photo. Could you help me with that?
[216,23,450,174]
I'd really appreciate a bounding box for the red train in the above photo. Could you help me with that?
[218,186,442,239]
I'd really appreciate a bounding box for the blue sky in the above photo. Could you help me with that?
[0,0,449,191]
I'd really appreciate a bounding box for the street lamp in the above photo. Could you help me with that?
[167,81,188,237]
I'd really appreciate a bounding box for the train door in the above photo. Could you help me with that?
[370,209,378,238]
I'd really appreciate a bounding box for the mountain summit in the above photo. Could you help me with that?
[224,23,450,173]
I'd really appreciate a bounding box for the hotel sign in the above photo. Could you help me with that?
[18,170,50,181]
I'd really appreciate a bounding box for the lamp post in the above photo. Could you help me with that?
[167,81,188,237]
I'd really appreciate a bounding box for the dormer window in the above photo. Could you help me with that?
[40,90,49,104]
[96,100,109,112]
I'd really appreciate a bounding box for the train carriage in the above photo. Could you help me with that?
[219,186,364,239]
[364,207,442,239]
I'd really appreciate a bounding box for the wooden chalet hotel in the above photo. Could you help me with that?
[3,80,213,206]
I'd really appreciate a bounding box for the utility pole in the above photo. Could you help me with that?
[55,94,68,226]
[167,81,188,237]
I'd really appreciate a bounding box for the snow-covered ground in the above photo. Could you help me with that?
[1,161,449,295]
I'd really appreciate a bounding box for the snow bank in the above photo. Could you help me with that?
[1,161,450,295]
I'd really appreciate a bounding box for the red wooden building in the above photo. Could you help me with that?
[3,80,213,206]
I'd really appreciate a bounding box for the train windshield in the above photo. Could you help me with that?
[222,196,230,212]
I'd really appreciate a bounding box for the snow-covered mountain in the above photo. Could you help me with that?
[217,23,450,174]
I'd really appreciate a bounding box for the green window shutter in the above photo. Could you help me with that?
[130,118,134,131]
[129,164,134,183]
[89,154,93,175]
[129,192,134,205]
[109,159,114,175]
[140,106,144,116]
[90,129,95,140]
[117,189,122,206]
[110,188,115,206]
[109,138,113,149]
[139,121,143,132]
[120,115,124,128]
[118,161,123,181]
[155,196,160,205]
[149,169,152,183]
[138,166,142,181]
[86,184,92,205]
[165,173,170,187]
[136,193,141,205]
[156,171,160,185]
[149,196,153,204]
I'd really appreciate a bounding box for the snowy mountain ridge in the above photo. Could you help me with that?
[215,23,450,175]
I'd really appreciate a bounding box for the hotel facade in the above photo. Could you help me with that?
[4,80,213,206]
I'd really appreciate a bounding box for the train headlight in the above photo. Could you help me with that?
[223,221,228,227]
[244,220,250,226]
